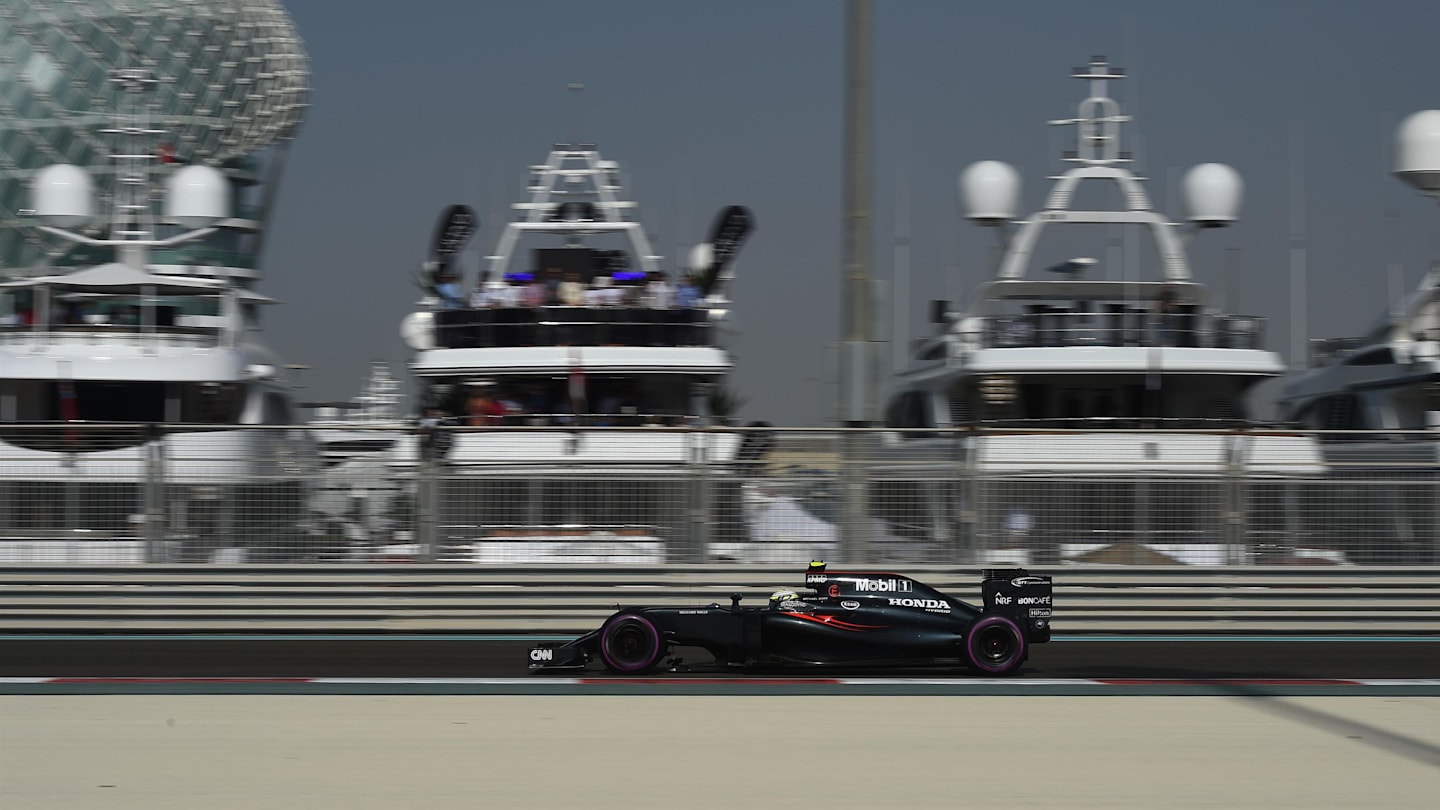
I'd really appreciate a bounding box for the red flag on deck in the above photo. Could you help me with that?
[59,380,78,447]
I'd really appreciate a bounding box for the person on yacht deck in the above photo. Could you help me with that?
[469,284,496,308]
[644,271,673,309]
[543,267,564,305]
[522,277,547,307]
[496,282,521,308]
[676,273,701,309]
[558,272,586,306]
[1152,288,1180,347]
[464,384,508,426]
[586,275,613,307]
[435,270,464,309]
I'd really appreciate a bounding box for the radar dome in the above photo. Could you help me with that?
[1395,110,1440,193]
[401,311,435,351]
[164,164,230,229]
[689,242,714,271]
[32,164,93,228]
[1181,163,1243,227]
[959,161,1021,225]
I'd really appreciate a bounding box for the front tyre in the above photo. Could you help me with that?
[963,615,1027,675]
[598,614,667,674]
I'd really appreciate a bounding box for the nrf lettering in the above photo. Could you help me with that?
[888,597,950,612]
[529,648,553,662]
[853,578,913,593]
[992,594,1013,605]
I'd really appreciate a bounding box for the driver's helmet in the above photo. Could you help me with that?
[769,590,803,610]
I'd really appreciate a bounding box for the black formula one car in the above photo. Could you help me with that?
[528,563,1052,676]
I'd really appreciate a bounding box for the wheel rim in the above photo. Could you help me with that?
[604,619,657,669]
[978,625,1016,663]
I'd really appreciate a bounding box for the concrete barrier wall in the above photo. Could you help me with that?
[3,565,1439,633]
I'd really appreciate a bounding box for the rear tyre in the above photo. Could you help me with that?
[598,614,667,674]
[963,615,1027,676]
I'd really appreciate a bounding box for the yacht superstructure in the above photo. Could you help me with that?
[874,57,1326,565]
[394,143,759,563]
[0,68,315,564]
[1281,266,1440,436]
[306,361,408,554]
[1262,108,1440,565]
[1276,269,1440,566]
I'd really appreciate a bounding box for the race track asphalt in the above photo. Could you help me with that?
[2,636,1438,679]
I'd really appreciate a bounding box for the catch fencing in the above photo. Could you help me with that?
[0,423,1436,567]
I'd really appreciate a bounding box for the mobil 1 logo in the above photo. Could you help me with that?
[851,577,913,594]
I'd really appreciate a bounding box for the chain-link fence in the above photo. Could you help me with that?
[0,423,1436,566]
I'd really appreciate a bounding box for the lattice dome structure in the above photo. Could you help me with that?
[0,0,309,276]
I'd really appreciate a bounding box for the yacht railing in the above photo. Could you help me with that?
[949,417,1281,431]
[980,310,1266,350]
[0,323,223,348]
[148,246,260,270]
[426,411,724,430]
[432,306,712,349]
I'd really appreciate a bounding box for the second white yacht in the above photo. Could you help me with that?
[874,56,1327,566]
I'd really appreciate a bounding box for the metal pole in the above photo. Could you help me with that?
[1289,120,1306,373]
[1223,246,1239,316]
[569,83,584,146]
[839,0,875,563]
[690,428,711,564]
[1224,430,1247,564]
[417,432,440,563]
[893,162,910,377]
[144,423,166,562]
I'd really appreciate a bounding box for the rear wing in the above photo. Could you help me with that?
[981,568,1052,641]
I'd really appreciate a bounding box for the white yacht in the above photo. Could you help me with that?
[1266,109,1440,566]
[1276,267,1440,564]
[873,56,1326,566]
[1280,265,1440,436]
[393,142,762,563]
[305,361,408,555]
[0,70,315,564]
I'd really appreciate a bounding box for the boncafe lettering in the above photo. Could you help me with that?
[1018,595,1051,605]
[853,578,912,593]
[888,598,950,612]
[530,648,553,662]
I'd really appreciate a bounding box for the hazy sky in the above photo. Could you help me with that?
[260,0,1440,425]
